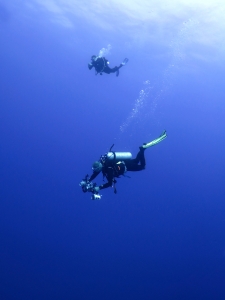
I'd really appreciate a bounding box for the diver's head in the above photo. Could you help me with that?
[91,55,97,61]
[92,161,103,173]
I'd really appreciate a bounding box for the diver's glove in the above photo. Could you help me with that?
[93,186,100,193]
[88,63,93,70]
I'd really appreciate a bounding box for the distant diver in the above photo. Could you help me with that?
[80,130,167,200]
[88,56,129,77]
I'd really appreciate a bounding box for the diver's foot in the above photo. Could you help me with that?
[139,145,146,151]
[122,58,129,66]
[141,130,167,149]
[160,130,167,138]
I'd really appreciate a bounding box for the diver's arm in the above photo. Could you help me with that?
[88,63,94,70]
[89,171,100,182]
[99,168,114,190]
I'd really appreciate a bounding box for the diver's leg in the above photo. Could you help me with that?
[126,164,145,171]
[105,65,122,74]
[126,148,146,171]
[126,131,167,172]
[103,66,112,74]
[135,148,146,168]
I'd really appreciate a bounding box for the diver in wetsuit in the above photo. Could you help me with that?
[80,130,167,199]
[88,55,128,77]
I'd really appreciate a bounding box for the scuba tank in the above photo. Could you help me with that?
[100,144,132,165]
[106,152,132,161]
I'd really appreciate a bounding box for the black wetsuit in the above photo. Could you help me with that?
[88,57,122,75]
[89,148,146,190]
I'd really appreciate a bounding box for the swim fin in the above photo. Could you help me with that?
[141,130,167,149]
[122,58,129,66]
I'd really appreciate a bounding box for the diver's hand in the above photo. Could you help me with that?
[93,186,100,193]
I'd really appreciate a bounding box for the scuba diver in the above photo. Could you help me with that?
[80,130,167,200]
[88,55,128,77]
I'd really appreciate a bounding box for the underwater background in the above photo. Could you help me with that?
[0,1,225,299]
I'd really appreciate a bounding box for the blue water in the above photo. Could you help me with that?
[1,2,225,299]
